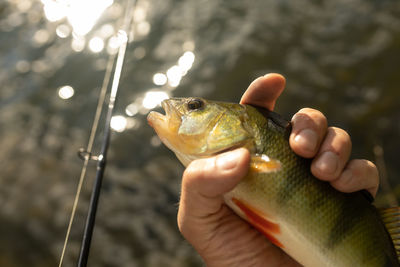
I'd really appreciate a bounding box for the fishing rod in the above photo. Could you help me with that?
[58,1,136,266]
[77,22,132,267]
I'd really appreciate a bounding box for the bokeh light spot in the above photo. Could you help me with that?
[142,91,169,109]
[133,47,146,59]
[17,0,32,12]
[42,0,113,36]
[58,86,75,100]
[107,36,120,54]
[32,60,48,73]
[100,24,115,38]
[56,24,71,38]
[153,73,167,86]
[15,60,31,73]
[89,37,104,53]
[137,21,151,36]
[43,0,67,22]
[67,0,114,36]
[125,103,139,117]
[178,51,195,71]
[166,66,183,87]
[133,7,147,22]
[183,40,195,51]
[33,29,50,45]
[150,135,162,147]
[110,115,127,132]
[71,37,85,52]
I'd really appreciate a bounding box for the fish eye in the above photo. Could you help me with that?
[187,98,204,110]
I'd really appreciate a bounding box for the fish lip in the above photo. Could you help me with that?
[147,100,168,127]
[147,111,163,127]
[147,98,178,127]
[147,100,169,120]
[161,98,183,119]
[161,99,170,116]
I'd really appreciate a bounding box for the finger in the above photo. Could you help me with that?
[289,108,328,158]
[178,148,250,221]
[330,159,380,197]
[311,127,352,181]
[240,73,286,110]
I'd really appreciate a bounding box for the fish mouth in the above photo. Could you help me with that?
[147,101,168,128]
[147,99,184,155]
[147,99,181,133]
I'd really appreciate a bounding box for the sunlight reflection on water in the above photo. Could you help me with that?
[71,36,85,52]
[2,1,400,266]
[152,50,196,89]
[153,73,168,86]
[88,37,105,53]
[110,115,127,132]
[58,85,74,100]
[56,24,71,38]
[42,0,113,36]
[142,91,170,110]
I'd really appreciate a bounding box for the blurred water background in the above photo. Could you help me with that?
[1,0,400,266]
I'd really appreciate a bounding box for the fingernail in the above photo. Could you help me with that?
[315,151,339,175]
[216,149,243,170]
[294,129,318,152]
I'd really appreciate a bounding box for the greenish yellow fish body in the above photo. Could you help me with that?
[147,97,399,267]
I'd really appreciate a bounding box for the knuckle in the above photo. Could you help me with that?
[327,127,352,149]
[298,107,321,116]
[363,160,379,184]
[348,159,380,191]
[293,108,328,130]
[183,158,216,185]
[183,161,203,185]
[182,164,196,180]
[298,108,327,122]
[328,126,348,138]
[365,160,378,171]
[331,167,355,193]
[331,179,351,193]
[352,159,377,174]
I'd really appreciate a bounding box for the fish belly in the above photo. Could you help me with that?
[223,170,398,267]
[224,193,332,267]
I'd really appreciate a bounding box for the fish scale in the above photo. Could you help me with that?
[147,97,400,267]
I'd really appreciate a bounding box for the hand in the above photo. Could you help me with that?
[177,74,379,267]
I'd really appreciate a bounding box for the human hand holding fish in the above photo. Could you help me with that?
[148,73,398,267]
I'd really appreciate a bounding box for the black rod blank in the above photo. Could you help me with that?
[76,1,134,264]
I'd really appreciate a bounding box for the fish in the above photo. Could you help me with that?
[147,97,400,267]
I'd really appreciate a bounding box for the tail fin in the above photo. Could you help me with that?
[380,207,400,262]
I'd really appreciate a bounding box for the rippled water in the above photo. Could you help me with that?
[1,0,400,266]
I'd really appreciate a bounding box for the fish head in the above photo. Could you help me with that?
[147,97,254,166]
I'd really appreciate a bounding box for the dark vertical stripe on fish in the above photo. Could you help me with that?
[276,157,311,205]
[326,193,364,249]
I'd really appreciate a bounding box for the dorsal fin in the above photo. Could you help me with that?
[248,105,292,139]
[379,207,400,262]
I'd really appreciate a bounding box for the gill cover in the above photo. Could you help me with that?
[173,98,253,156]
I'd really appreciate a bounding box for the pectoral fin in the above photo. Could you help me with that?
[250,154,281,174]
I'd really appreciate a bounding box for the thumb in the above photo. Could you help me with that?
[178,148,250,226]
[240,73,286,111]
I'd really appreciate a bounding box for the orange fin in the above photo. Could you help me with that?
[379,207,400,262]
[232,197,283,248]
[250,154,281,174]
